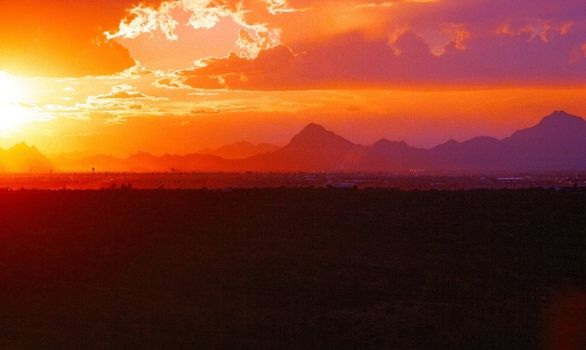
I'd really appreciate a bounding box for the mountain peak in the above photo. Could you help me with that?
[538,110,585,126]
[1,142,52,173]
[293,123,337,140]
[286,123,357,151]
[548,110,574,117]
[9,142,32,150]
[300,123,328,133]
[7,142,41,155]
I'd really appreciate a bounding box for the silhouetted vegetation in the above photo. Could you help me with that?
[0,188,584,349]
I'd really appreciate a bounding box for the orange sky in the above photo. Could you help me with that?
[0,0,585,156]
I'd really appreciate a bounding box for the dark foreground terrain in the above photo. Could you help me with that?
[0,188,584,349]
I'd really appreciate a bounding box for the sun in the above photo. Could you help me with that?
[0,72,28,134]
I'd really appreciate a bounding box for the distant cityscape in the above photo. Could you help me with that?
[0,172,585,191]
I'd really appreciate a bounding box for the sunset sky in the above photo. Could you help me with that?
[0,0,585,156]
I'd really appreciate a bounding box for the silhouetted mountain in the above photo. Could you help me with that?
[246,112,586,172]
[358,139,427,171]
[244,123,364,171]
[0,143,52,173]
[429,136,508,171]
[501,111,586,170]
[198,142,280,159]
[55,152,233,173]
[406,111,585,171]
[49,111,586,172]
[287,123,355,151]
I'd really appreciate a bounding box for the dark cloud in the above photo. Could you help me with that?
[174,27,586,90]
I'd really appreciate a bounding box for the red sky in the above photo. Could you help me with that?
[0,0,585,155]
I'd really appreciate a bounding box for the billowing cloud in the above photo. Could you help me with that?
[169,26,586,90]
[99,0,586,89]
[106,0,282,60]
[3,0,585,82]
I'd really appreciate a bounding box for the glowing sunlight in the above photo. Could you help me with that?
[0,72,29,134]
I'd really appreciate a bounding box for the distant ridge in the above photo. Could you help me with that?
[0,143,52,173]
[242,110,586,172]
[48,110,586,172]
[198,142,280,159]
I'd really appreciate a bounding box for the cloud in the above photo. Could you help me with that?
[95,64,155,81]
[3,0,585,85]
[76,84,166,117]
[170,26,586,90]
[495,20,578,44]
[356,0,438,8]
[104,0,586,89]
[264,0,304,14]
[154,77,187,89]
[106,0,282,59]
[90,85,159,100]
[105,2,182,41]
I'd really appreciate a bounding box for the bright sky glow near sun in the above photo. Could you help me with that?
[0,0,585,156]
[0,72,30,134]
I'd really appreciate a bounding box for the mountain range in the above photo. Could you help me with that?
[198,142,280,159]
[0,143,52,173]
[4,111,586,173]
